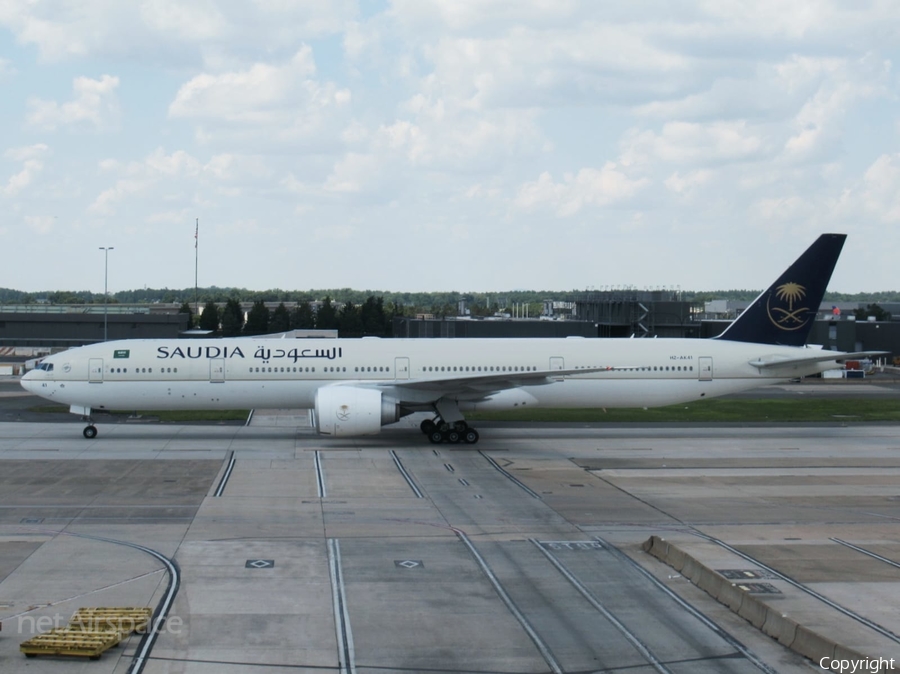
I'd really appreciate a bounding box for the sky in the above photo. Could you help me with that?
[1,1,899,295]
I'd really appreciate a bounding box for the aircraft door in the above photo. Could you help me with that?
[210,358,225,383]
[89,359,104,383]
[395,357,410,380]
[550,356,565,381]
[698,357,713,381]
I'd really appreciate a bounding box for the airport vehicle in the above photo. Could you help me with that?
[21,234,874,443]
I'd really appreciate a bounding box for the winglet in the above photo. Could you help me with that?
[715,233,846,346]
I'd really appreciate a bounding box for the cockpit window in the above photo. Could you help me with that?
[37,362,54,372]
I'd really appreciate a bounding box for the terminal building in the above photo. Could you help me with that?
[392,292,900,362]
[0,304,190,351]
[574,289,698,338]
[395,290,700,339]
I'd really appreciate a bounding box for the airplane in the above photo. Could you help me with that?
[21,233,879,443]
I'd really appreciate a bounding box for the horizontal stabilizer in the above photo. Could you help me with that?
[748,350,889,370]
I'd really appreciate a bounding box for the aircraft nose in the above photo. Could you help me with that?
[20,370,38,392]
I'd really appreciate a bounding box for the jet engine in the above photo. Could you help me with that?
[314,386,400,436]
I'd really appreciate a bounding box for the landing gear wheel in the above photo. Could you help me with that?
[424,410,473,445]
[83,425,97,439]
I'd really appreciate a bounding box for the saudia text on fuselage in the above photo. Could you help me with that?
[156,345,343,363]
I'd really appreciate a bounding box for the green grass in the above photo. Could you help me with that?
[30,398,900,423]
[466,398,900,423]
[30,406,249,422]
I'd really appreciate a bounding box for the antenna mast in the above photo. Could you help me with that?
[194,218,199,316]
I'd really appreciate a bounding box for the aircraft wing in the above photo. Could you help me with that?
[370,365,639,403]
[748,351,889,370]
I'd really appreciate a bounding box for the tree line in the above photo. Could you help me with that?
[3,285,900,321]
[4,285,900,308]
[183,296,397,338]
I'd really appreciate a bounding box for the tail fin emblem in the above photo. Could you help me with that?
[716,234,845,346]
[766,282,810,331]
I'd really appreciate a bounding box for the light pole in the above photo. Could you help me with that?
[99,247,114,341]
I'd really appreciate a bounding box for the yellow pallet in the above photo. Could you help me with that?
[20,608,152,659]
[20,628,120,660]
[69,607,152,636]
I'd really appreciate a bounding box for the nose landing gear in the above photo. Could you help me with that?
[81,411,97,439]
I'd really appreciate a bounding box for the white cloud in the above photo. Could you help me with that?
[0,1,356,65]
[169,49,316,122]
[634,53,888,146]
[203,154,273,182]
[514,163,649,216]
[633,55,839,123]
[465,183,501,200]
[146,209,193,224]
[27,74,120,131]
[25,215,56,234]
[98,158,122,172]
[2,144,49,197]
[0,4,95,61]
[168,48,353,150]
[370,90,545,173]
[4,144,49,162]
[280,172,311,195]
[0,58,16,78]
[313,224,356,241]
[412,24,692,113]
[88,147,283,220]
[343,20,377,61]
[389,0,582,33]
[89,147,201,215]
[2,161,44,196]
[696,0,898,42]
[145,148,201,176]
[89,177,153,215]
[620,121,765,168]
[783,55,889,161]
[139,0,228,41]
[211,217,267,239]
[664,169,712,196]
[753,195,815,222]
[281,152,387,198]
[3,1,900,292]
[859,154,900,224]
[324,153,380,193]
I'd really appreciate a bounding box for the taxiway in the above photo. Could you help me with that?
[0,380,899,673]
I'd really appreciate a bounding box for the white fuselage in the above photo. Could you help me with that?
[21,337,838,415]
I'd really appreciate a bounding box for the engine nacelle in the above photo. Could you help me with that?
[314,386,400,436]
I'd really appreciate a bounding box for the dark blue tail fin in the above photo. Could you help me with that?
[715,233,846,346]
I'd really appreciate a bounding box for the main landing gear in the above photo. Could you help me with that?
[420,418,480,445]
